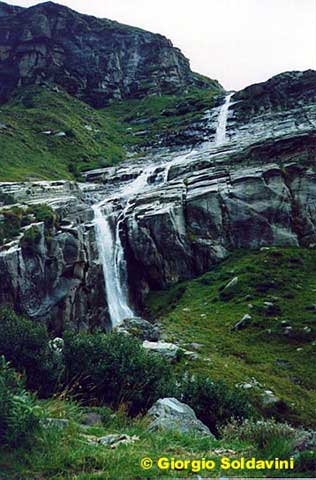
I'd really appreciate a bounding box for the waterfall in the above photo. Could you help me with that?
[215,93,233,145]
[93,203,134,326]
[93,165,157,326]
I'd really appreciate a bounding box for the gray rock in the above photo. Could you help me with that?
[147,398,213,437]
[43,418,69,429]
[142,341,180,359]
[98,433,139,448]
[232,314,252,331]
[223,276,239,292]
[260,390,281,407]
[116,317,160,341]
[0,2,214,106]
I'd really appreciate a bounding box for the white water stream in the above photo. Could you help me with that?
[93,93,233,326]
[215,93,233,145]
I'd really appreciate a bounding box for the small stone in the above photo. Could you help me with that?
[232,314,252,331]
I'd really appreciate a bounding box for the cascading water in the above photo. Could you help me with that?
[93,94,234,327]
[214,93,233,145]
[93,165,156,326]
[93,203,134,325]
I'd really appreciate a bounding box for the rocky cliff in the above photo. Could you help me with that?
[0,1,215,106]
[0,67,315,328]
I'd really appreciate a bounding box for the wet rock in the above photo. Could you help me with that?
[146,398,213,437]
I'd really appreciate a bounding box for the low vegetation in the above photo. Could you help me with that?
[0,203,57,246]
[0,247,315,477]
[146,247,316,427]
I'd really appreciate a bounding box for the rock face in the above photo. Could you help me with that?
[0,182,109,333]
[1,70,316,330]
[146,398,213,436]
[0,1,214,106]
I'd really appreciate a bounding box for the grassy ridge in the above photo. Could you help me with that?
[146,247,316,427]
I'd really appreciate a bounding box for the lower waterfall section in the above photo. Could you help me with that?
[93,203,134,326]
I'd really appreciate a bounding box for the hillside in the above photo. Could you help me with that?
[0,84,222,181]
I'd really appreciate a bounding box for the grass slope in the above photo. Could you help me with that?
[0,86,126,181]
[0,399,304,479]
[0,84,222,181]
[146,247,316,427]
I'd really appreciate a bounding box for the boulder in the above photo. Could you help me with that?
[146,398,213,437]
[116,317,160,341]
[142,341,180,359]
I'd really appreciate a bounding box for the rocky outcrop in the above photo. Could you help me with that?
[1,70,316,330]
[0,1,216,106]
[0,182,109,333]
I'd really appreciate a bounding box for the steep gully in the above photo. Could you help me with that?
[93,94,234,326]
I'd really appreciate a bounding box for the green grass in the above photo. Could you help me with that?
[106,87,222,150]
[0,399,308,479]
[0,86,126,181]
[146,247,316,428]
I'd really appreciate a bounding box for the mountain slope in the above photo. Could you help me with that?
[0,86,126,180]
[0,1,218,106]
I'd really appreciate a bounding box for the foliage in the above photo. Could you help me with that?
[63,331,175,415]
[179,374,251,435]
[221,417,296,449]
[0,306,62,396]
[0,206,24,245]
[27,204,58,230]
[20,225,42,253]
[0,192,15,205]
[0,356,41,447]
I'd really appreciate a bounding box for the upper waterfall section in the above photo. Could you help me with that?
[0,1,221,106]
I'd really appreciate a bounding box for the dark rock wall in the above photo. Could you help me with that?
[0,1,211,106]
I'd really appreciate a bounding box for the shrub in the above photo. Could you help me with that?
[27,204,58,231]
[0,192,15,205]
[0,356,41,447]
[0,306,62,396]
[221,417,296,449]
[179,375,251,435]
[20,225,42,253]
[63,331,175,415]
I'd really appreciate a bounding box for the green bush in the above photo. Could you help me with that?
[221,417,296,448]
[20,225,42,253]
[0,192,15,205]
[0,356,41,447]
[179,375,251,435]
[27,204,58,231]
[0,306,62,396]
[63,331,175,415]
